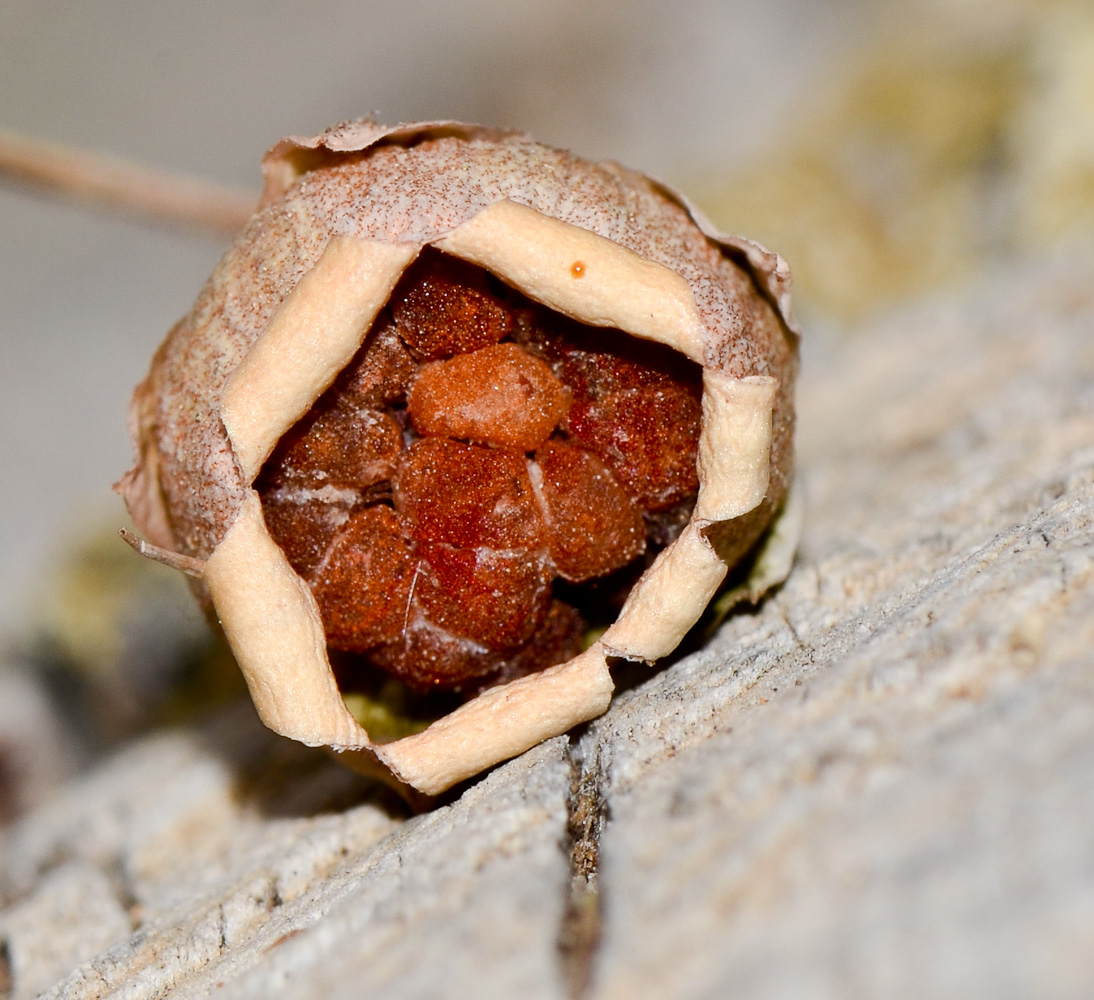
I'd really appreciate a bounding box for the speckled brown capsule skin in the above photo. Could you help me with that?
[118,120,799,795]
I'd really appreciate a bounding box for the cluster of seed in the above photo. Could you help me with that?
[257,250,703,690]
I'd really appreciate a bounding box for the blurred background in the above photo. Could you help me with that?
[1,0,1093,813]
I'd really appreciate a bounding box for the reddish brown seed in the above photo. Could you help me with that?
[533,440,646,582]
[562,386,701,510]
[503,598,585,675]
[368,615,504,690]
[253,255,706,693]
[261,495,352,579]
[517,314,699,404]
[643,495,696,549]
[467,599,586,693]
[407,342,570,450]
[339,320,417,407]
[415,543,551,650]
[261,407,402,491]
[556,347,679,404]
[311,506,417,652]
[392,251,513,360]
[394,437,544,550]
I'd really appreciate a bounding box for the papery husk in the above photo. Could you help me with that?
[117,119,800,796]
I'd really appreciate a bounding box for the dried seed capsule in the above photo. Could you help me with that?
[117,119,800,796]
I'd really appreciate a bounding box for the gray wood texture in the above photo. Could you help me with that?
[2,245,1092,999]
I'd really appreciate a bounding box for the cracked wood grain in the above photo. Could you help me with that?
[0,940,12,999]
[1,247,1093,998]
[558,737,609,1000]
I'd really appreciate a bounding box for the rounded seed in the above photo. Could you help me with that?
[408,342,570,450]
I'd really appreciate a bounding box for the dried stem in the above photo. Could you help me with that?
[119,529,206,578]
[0,128,256,235]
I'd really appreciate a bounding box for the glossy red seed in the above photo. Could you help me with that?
[392,252,513,360]
[407,342,570,450]
[394,437,544,550]
[312,506,417,652]
[533,440,646,581]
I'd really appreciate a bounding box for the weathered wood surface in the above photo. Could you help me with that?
[2,245,1092,999]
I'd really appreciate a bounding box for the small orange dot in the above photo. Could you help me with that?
[570,261,585,277]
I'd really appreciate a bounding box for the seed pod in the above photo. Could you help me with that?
[117,120,800,796]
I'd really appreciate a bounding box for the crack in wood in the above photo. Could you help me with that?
[0,937,12,999]
[0,745,21,827]
[558,736,608,1000]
